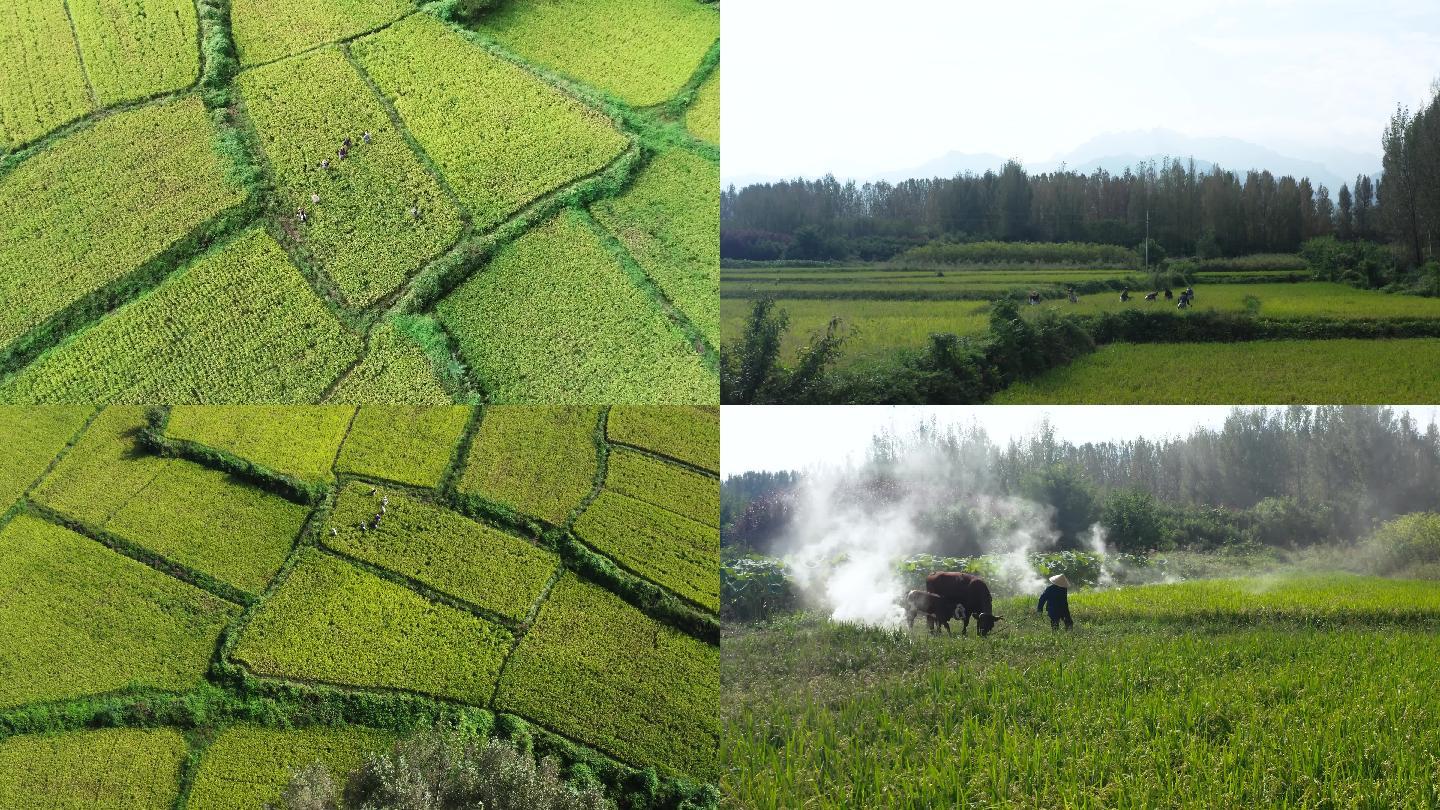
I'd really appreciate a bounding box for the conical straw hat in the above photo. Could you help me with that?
[1049,574,1072,588]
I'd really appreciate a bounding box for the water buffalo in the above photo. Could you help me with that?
[925,571,1004,635]
[903,590,959,635]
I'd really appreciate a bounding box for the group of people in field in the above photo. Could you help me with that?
[904,572,1075,635]
[293,130,424,226]
[1120,285,1195,308]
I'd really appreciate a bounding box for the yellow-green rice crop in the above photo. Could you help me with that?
[495,575,719,781]
[592,149,719,346]
[30,406,168,526]
[229,0,413,66]
[323,483,558,621]
[0,97,243,353]
[0,0,91,149]
[326,319,457,405]
[69,0,198,106]
[167,405,355,482]
[334,405,470,489]
[992,338,1440,404]
[458,405,600,525]
[238,48,462,307]
[607,406,718,473]
[0,514,237,708]
[231,548,513,704]
[0,727,188,809]
[1065,281,1440,319]
[479,0,718,107]
[0,406,90,510]
[436,211,715,404]
[686,70,718,143]
[105,460,309,594]
[350,14,628,229]
[605,448,718,528]
[574,491,718,611]
[187,725,395,810]
[0,229,362,404]
[721,297,993,364]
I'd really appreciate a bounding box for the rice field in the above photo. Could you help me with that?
[333,405,469,488]
[687,70,719,143]
[166,404,355,483]
[608,405,720,474]
[0,0,92,150]
[722,575,1440,808]
[574,490,720,611]
[0,727,188,809]
[1065,281,1440,319]
[186,725,395,810]
[457,405,601,525]
[68,0,198,106]
[228,0,413,66]
[992,338,1440,404]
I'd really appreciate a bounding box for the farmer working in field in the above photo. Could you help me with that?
[1037,573,1074,630]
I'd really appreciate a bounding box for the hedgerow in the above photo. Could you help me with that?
[68,0,199,106]
[230,549,514,705]
[166,405,355,484]
[0,727,189,808]
[104,460,310,594]
[605,448,719,529]
[494,575,719,782]
[591,149,720,347]
[187,724,396,810]
[0,2,92,150]
[335,406,469,488]
[607,407,719,473]
[0,407,91,510]
[0,229,362,404]
[323,482,558,621]
[478,0,718,107]
[573,492,719,612]
[436,211,715,403]
[457,406,601,525]
[237,48,462,307]
[0,98,245,358]
[29,406,170,526]
[349,13,628,230]
[0,514,236,709]
[228,0,413,66]
[893,240,1140,267]
[326,317,464,405]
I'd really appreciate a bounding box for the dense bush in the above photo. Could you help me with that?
[1300,236,1398,288]
[1366,512,1440,576]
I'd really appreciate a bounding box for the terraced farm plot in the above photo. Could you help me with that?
[238,48,462,307]
[0,514,237,708]
[350,13,628,229]
[231,549,513,704]
[324,483,558,620]
[106,461,309,594]
[991,338,1440,404]
[229,0,413,66]
[69,0,199,106]
[30,406,168,525]
[607,405,719,473]
[605,448,718,528]
[480,0,718,107]
[334,405,469,488]
[167,404,355,482]
[436,211,715,403]
[0,406,90,510]
[687,70,718,143]
[187,725,395,810]
[722,297,996,364]
[458,405,600,525]
[0,0,91,149]
[592,149,720,346]
[721,266,1138,298]
[574,490,719,611]
[1065,281,1440,319]
[495,575,719,781]
[327,318,457,405]
[0,728,187,809]
[0,97,244,354]
[0,229,362,404]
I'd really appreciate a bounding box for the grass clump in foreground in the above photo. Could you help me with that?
[167,405,356,483]
[722,574,1440,808]
[0,230,362,404]
[334,405,470,488]
[496,575,720,783]
[607,406,719,473]
[436,211,715,403]
[187,724,395,810]
[458,405,600,525]
[991,338,1440,404]
[231,549,513,705]
[323,483,558,621]
[0,727,188,808]
[0,514,237,709]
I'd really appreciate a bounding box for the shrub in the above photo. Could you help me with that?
[1366,512,1440,575]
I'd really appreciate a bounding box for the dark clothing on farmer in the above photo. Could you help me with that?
[1037,584,1073,630]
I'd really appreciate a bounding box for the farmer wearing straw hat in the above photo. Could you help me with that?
[1037,574,1074,630]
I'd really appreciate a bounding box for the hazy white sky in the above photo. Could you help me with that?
[721,405,1440,477]
[721,0,1440,181]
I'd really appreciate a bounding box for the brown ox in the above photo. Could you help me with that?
[904,590,961,635]
[925,572,1004,636]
